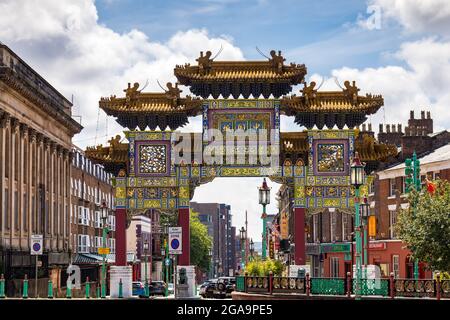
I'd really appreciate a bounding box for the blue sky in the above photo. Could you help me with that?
[95,0,401,73]
[1,0,449,241]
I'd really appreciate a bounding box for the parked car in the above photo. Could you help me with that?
[167,283,174,295]
[200,279,218,298]
[149,281,167,296]
[214,277,236,298]
[132,281,146,297]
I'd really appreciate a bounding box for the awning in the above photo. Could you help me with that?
[73,252,139,265]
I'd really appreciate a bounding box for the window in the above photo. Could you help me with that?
[392,255,400,278]
[78,207,89,226]
[342,214,348,241]
[399,177,405,194]
[23,194,28,231]
[368,179,375,195]
[95,211,101,228]
[330,257,340,278]
[389,210,397,239]
[330,211,336,242]
[389,179,396,197]
[433,171,440,180]
[78,234,89,253]
[313,214,319,242]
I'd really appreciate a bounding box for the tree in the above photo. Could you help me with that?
[396,179,450,272]
[190,210,213,272]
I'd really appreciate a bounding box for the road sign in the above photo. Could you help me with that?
[165,258,170,266]
[98,247,110,255]
[31,234,43,255]
[169,227,182,254]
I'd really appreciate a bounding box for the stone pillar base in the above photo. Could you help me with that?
[176,265,197,298]
[110,265,132,298]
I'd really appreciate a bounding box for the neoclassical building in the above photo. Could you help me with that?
[0,43,82,281]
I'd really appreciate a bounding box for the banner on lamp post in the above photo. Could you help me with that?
[280,210,289,239]
[368,216,376,237]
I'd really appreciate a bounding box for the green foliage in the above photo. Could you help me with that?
[396,179,450,273]
[245,259,284,276]
[190,210,213,272]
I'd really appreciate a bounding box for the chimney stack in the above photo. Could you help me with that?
[410,110,414,119]
[362,123,366,131]
[427,111,431,119]
[368,123,372,131]
[379,123,383,133]
[386,124,390,133]
[398,124,402,133]
[421,110,425,119]
[392,124,396,133]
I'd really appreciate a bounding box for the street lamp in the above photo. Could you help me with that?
[100,201,109,299]
[143,240,149,298]
[249,239,254,261]
[239,227,246,273]
[350,152,365,300]
[360,196,370,279]
[258,178,271,260]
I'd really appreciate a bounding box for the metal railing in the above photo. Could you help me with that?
[235,273,448,300]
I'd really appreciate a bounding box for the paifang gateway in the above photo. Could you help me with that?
[84,50,397,269]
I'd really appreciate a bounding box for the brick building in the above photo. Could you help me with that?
[190,202,236,277]
[70,148,116,285]
[279,110,449,279]
[0,43,82,292]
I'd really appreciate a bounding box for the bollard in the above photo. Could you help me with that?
[96,283,100,299]
[47,280,54,299]
[244,272,248,293]
[23,274,29,299]
[0,274,5,299]
[346,272,351,298]
[436,272,441,301]
[85,277,90,299]
[269,271,273,295]
[118,278,123,299]
[389,272,395,299]
[66,282,72,299]
[306,273,310,297]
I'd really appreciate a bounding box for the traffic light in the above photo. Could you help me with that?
[414,158,421,190]
[405,158,413,193]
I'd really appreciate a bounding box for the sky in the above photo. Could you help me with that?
[1,0,450,241]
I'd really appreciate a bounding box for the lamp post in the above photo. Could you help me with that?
[249,239,254,262]
[258,178,271,260]
[405,152,421,279]
[143,240,149,298]
[239,227,246,273]
[100,201,109,299]
[350,152,365,300]
[360,196,370,279]
[163,224,169,297]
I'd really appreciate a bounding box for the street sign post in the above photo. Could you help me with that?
[168,227,182,255]
[30,235,43,298]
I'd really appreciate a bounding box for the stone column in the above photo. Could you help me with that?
[115,208,127,266]
[0,111,10,237]
[178,207,190,266]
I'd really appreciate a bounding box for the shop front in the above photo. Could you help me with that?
[322,240,432,279]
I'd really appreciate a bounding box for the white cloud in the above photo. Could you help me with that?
[370,0,450,36]
[327,37,450,132]
[0,0,244,148]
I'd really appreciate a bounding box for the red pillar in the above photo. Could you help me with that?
[294,207,306,265]
[178,207,190,265]
[115,208,127,266]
